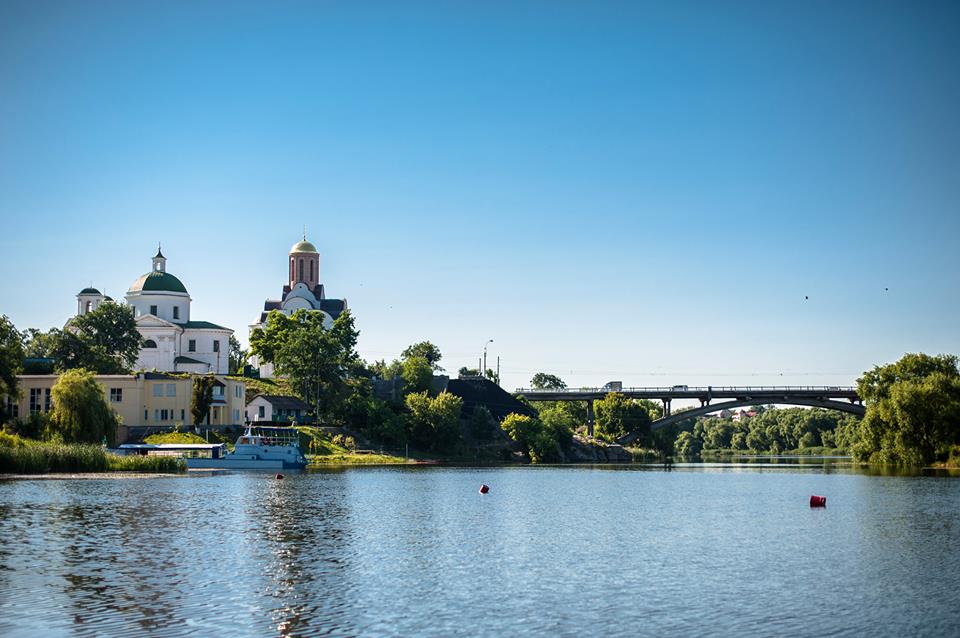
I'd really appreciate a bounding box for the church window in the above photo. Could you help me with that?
[213,340,220,353]
[110,388,122,403]
[166,383,176,397]
[143,340,157,348]
[144,409,148,422]
[309,260,314,281]
[153,385,163,397]
[173,306,180,320]
[298,259,304,281]
[85,301,92,313]
[188,340,196,352]
[150,305,158,316]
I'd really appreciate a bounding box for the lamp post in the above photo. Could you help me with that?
[483,339,494,379]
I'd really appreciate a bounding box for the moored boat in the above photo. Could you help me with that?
[185,426,307,470]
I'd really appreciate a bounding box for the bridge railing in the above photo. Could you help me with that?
[515,385,858,394]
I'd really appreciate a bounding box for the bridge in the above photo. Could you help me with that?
[514,385,865,443]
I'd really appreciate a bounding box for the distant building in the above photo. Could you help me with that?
[245,394,312,425]
[74,247,234,374]
[13,373,246,443]
[249,236,348,377]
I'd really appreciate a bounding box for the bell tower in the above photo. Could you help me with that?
[152,244,167,273]
[288,233,320,289]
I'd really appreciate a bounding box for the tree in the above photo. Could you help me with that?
[500,413,562,463]
[594,392,652,442]
[370,359,404,380]
[852,353,960,465]
[49,368,118,445]
[402,356,433,395]
[531,373,566,390]
[0,316,24,422]
[675,431,701,457]
[469,406,497,441]
[404,390,463,452]
[228,336,247,375]
[22,328,58,358]
[54,303,142,373]
[249,309,361,422]
[401,341,444,371]
[458,367,480,377]
[191,375,215,427]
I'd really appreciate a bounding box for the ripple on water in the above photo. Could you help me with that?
[0,467,959,637]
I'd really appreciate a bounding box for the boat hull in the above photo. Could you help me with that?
[185,458,306,470]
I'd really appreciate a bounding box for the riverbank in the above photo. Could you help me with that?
[0,435,185,474]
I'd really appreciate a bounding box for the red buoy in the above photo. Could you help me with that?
[810,495,826,507]
[276,473,284,480]
[479,484,489,494]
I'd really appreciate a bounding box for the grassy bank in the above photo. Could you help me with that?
[0,437,185,474]
[699,447,847,457]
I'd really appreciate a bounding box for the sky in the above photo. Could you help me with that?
[1,0,958,391]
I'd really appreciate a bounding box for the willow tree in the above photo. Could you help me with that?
[50,368,118,445]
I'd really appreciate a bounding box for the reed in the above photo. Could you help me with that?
[0,443,185,474]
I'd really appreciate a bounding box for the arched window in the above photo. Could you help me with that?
[290,258,294,282]
[85,301,92,313]
[143,339,157,348]
[309,259,314,281]
[298,259,304,281]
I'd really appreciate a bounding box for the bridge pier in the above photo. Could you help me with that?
[662,398,671,417]
[586,399,595,437]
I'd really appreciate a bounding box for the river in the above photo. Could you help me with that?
[1,462,959,637]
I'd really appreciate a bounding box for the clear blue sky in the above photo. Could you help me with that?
[1,0,958,390]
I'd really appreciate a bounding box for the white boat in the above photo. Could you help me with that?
[184,426,308,470]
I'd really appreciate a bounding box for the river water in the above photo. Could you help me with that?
[1,463,959,637]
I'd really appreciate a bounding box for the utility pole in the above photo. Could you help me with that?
[483,339,494,379]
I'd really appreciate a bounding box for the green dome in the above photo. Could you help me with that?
[79,287,101,295]
[128,271,188,294]
[290,240,318,253]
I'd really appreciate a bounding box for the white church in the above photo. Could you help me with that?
[249,236,348,377]
[76,248,234,374]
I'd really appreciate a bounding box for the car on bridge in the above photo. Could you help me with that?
[602,381,622,391]
[671,385,689,391]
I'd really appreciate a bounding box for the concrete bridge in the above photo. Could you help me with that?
[514,385,865,443]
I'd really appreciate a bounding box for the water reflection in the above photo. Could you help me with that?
[0,466,957,637]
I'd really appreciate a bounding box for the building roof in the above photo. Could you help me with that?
[128,271,188,294]
[174,355,206,365]
[290,239,318,254]
[79,287,101,295]
[182,320,230,331]
[319,298,346,319]
[253,394,312,411]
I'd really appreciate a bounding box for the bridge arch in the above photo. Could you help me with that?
[617,398,865,445]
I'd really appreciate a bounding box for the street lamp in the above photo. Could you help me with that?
[483,339,494,378]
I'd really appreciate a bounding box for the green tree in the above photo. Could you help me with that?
[49,368,118,445]
[191,375,215,426]
[674,431,701,457]
[469,405,497,441]
[500,413,562,463]
[371,358,404,380]
[402,356,433,395]
[0,316,24,423]
[401,341,444,371]
[22,328,58,358]
[530,373,566,390]
[404,390,463,451]
[249,310,361,421]
[228,336,247,374]
[54,302,142,373]
[594,392,652,442]
[852,353,960,465]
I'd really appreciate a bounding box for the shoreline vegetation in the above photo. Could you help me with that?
[0,434,184,475]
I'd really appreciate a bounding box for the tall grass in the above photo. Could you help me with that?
[0,443,185,474]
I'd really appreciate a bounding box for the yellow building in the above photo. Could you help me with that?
[11,373,246,443]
